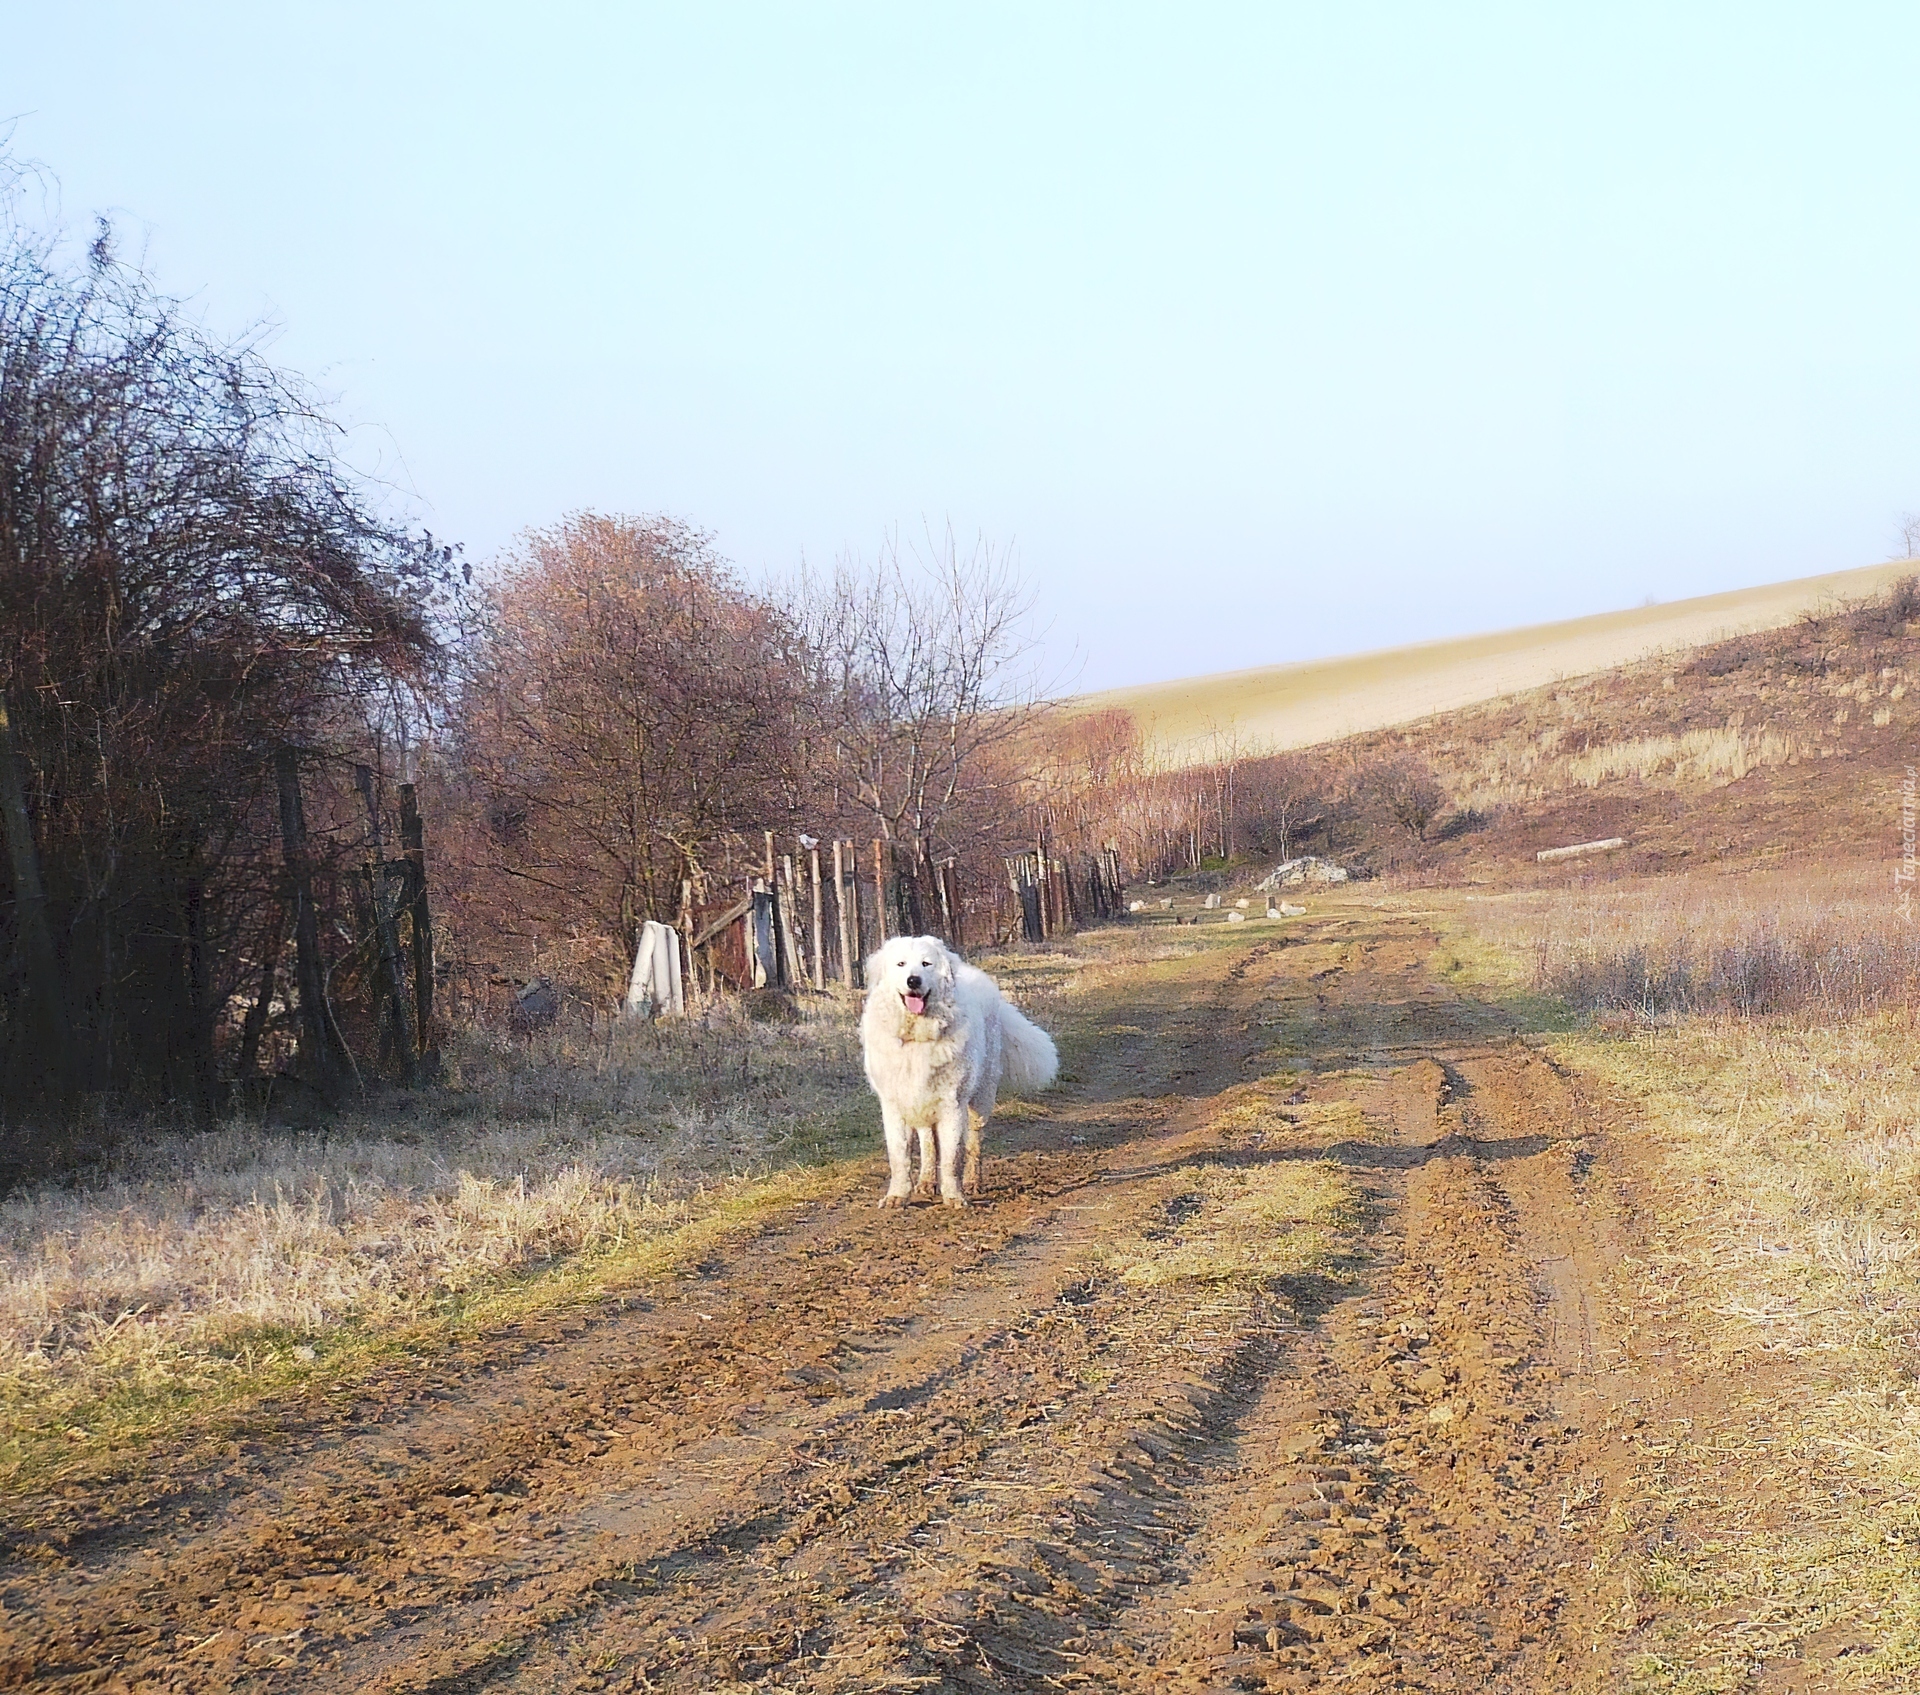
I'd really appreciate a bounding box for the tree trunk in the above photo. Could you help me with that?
[234,901,288,1087]
[181,876,217,1122]
[399,782,435,1059]
[274,745,349,1096]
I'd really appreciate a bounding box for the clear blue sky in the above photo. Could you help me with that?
[7,4,1920,692]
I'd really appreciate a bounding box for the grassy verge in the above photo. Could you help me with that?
[1446,880,1920,1689]
[1568,1011,1920,1692]
[0,997,871,1497]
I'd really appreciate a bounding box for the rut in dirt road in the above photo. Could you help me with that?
[1,917,1639,1694]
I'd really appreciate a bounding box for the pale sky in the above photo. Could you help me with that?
[7,4,1920,692]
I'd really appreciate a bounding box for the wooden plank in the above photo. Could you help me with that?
[810,844,824,989]
[690,894,753,951]
[354,764,416,1085]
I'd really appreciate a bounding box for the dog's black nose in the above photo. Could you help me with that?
[905,973,923,991]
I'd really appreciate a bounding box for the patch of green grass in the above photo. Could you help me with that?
[1108,1158,1366,1290]
[1428,917,1579,1033]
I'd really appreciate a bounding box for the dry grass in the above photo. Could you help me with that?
[1558,726,1799,790]
[0,996,866,1486]
[1450,876,1920,1687]
[1467,862,1920,1019]
[1074,1073,1367,1312]
[1568,1012,1920,1691]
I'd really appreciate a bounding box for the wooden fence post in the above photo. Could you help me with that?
[354,764,417,1085]
[274,745,350,1095]
[809,843,824,989]
[893,840,924,936]
[833,839,854,987]
[678,878,697,1008]
[399,782,435,1057]
[937,857,960,951]
[777,853,802,988]
[872,838,888,942]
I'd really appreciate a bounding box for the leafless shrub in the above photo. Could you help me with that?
[1430,806,1494,842]
[1848,573,1920,640]
[1689,635,1763,678]
[1354,756,1446,841]
[1490,869,1920,1021]
[0,165,452,1112]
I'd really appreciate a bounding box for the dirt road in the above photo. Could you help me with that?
[3,914,1678,1691]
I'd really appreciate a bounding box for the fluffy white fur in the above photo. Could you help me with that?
[860,934,1059,1209]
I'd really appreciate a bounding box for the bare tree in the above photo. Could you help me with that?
[446,514,804,972]
[793,525,1042,855]
[1240,752,1327,862]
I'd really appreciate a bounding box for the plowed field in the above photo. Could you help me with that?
[0,913,1812,1691]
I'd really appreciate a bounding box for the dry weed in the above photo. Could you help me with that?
[1470,863,1920,1018]
[0,997,864,1474]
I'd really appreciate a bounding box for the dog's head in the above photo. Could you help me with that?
[866,935,957,1034]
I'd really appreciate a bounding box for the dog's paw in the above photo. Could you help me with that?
[878,1192,909,1209]
[941,1193,970,1210]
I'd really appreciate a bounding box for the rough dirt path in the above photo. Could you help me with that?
[3,913,1673,1693]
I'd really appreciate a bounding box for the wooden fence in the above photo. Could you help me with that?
[682,832,973,997]
[676,833,1130,998]
[1003,842,1125,943]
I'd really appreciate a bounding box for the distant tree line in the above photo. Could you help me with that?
[1015,711,1452,886]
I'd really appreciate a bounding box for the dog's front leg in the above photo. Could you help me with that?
[935,1101,969,1208]
[911,1124,939,1202]
[963,1105,987,1196]
[879,1101,914,1208]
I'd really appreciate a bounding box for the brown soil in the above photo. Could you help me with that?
[0,916,1786,1691]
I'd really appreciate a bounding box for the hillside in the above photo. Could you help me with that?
[1074,558,1919,763]
[1328,571,1920,885]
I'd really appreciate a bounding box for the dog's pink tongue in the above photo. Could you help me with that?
[904,993,926,1017]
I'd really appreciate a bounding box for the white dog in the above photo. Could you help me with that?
[860,935,1058,1208]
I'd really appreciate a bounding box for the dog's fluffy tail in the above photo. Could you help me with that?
[998,999,1059,1096]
